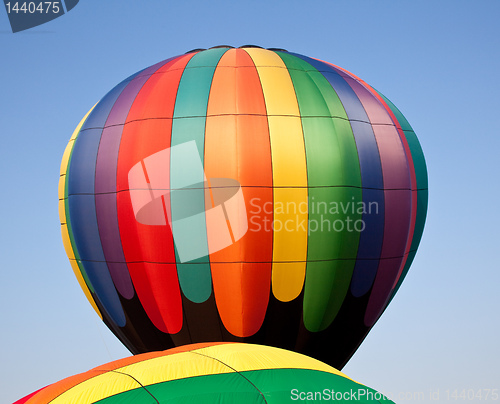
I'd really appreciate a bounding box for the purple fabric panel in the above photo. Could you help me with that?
[340,76,393,125]
[364,256,404,326]
[93,63,163,299]
[94,135,132,296]
[95,192,134,299]
[106,262,134,300]
[95,125,122,194]
[105,73,156,127]
[372,125,411,190]
[380,189,412,258]
[364,189,412,326]
[344,76,411,190]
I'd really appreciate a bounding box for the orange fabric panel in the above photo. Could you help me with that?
[211,263,272,336]
[204,49,272,337]
[23,370,106,404]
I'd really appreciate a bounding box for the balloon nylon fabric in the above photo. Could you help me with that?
[14,343,394,404]
[59,47,427,368]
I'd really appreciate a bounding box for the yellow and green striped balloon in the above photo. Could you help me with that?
[14,343,394,403]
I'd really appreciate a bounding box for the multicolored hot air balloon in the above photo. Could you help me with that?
[14,343,394,403]
[59,46,427,368]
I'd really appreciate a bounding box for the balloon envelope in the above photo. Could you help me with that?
[59,46,427,368]
[14,343,394,403]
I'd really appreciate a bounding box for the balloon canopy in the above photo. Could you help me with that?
[59,46,427,368]
[14,343,394,403]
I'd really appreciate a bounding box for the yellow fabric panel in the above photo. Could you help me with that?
[271,187,308,301]
[243,48,300,116]
[58,189,66,223]
[267,118,308,300]
[271,262,306,302]
[195,343,351,379]
[119,343,354,382]
[266,116,307,187]
[245,48,308,302]
[115,340,352,383]
[61,223,74,259]
[49,370,142,404]
[59,138,75,178]
[111,350,232,386]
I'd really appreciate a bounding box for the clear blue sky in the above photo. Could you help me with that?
[1,1,499,403]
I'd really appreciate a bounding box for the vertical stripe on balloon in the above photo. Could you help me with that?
[245,48,308,303]
[205,48,273,337]
[59,107,102,319]
[170,48,228,304]
[116,54,193,333]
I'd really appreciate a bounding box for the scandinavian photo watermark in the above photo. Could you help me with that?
[248,196,378,234]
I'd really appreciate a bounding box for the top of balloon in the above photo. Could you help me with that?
[184,45,289,53]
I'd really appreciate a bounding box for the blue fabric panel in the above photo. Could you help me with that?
[67,128,102,195]
[68,194,126,326]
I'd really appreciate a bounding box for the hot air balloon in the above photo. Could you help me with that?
[14,343,394,403]
[59,46,427,368]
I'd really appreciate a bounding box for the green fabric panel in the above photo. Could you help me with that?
[173,48,229,118]
[277,52,361,187]
[170,117,207,152]
[329,118,363,186]
[306,187,362,261]
[299,117,361,187]
[302,196,361,329]
[95,372,264,404]
[170,49,227,304]
[94,368,393,404]
[275,53,349,119]
[244,369,395,403]
[301,117,344,186]
[277,52,362,332]
[409,188,428,254]
[303,259,356,331]
[403,128,429,189]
